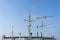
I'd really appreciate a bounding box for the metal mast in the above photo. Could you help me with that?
[37,16,53,37]
[24,10,35,39]
[19,33,21,40]
[36,26,39,37]
[24,10,31,38]
[11,25,14,40]
[28,10,31,38]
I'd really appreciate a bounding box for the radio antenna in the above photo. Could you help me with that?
[24,10,35,39]
[37,15,53,37]
[11,25,14,40]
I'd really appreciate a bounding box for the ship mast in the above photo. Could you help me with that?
[28,10,31,38]
[24,10,35,39]
[37,16,53,37]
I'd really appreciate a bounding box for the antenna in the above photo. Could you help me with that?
[37,15,53,37]
[19,33,21,40]
[36,26,39,37]
[11,25,14,40]
[24,10,35,39]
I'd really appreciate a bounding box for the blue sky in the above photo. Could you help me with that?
[0,0,60,40]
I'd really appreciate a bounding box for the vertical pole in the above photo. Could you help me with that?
[28,15,31,37]
[37,32,38,37]
[24,10,35,40]
[28,10,31,40]
[41,17,43,37]
[19,33,21,40]
[12,25,13,40]
[37,26,38,37]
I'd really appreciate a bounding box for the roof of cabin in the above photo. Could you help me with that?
[3,36,55,39]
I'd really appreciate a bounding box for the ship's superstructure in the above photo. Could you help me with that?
[2,35,56,40]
